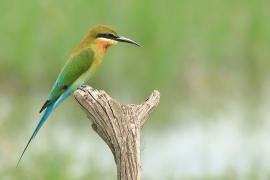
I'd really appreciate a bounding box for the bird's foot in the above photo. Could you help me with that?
[80,84,88,88]
[77,84,87,91]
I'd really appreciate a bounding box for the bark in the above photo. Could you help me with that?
[74,86,160,180]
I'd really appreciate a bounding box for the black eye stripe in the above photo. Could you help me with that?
[97,33,118,39]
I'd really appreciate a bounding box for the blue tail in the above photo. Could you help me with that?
[17,88,74,167]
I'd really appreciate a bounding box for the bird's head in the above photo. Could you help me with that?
[89,24,140,49]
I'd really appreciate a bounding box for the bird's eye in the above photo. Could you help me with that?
[97,33,118,39]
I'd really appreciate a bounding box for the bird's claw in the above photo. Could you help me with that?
[80,84,88,88]
[77,85,87,92]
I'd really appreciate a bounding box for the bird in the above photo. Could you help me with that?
[17,24,140,166]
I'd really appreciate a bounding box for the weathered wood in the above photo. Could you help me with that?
[74,86,160,180]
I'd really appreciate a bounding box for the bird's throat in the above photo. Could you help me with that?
[93,38,117,50]
[89,42,107,70]
[91,38,114,64]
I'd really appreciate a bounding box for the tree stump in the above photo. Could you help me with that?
[73,86,160,180]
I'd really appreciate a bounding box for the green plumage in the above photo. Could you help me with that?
[49,48,94,102]
[40,48,94,112]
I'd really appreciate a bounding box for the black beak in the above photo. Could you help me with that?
[115,36,140,47]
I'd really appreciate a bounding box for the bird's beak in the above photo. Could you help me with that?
[115,36,140,47]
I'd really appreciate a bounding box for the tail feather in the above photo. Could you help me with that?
[17,87,74,167]
[17,104,54,167]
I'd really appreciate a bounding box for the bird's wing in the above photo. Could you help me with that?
[40,48,94,113]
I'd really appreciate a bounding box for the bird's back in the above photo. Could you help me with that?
[48,48,94,102]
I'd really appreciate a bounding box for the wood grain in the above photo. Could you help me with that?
[74,86,160,180]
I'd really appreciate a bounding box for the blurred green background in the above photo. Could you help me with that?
[1,0,270,179]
